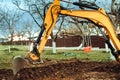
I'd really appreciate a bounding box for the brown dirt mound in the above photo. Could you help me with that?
[1,59,120,80]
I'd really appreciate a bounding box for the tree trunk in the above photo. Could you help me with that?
[105,43,109,53]
[52,40,56,54]
[77,40,83,50]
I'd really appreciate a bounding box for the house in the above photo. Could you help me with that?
[8,34,29,41]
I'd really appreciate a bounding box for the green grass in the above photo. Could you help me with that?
[0,45,28,69]
[0,45,111,69]
[41,50,110,62]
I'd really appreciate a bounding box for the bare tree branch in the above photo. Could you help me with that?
[12,0,45,29]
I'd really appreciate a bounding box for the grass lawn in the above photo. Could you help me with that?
[42,50,110,62]
[0,45,29,69]
[0,45,111,69]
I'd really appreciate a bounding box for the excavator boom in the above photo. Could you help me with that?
[13,0,120,75]
[30,0,120,61]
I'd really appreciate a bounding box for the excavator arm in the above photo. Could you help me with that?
[13,1,120,74]
[28,0,120,62]
[12,0,120,75]
[60,9,120,60]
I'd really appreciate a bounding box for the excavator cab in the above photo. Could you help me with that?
[12,0,120,75]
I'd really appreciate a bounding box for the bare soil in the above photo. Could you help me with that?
[0,59,120,80]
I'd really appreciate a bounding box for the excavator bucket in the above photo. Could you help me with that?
[12,54,44,75]
[12,55,28,75]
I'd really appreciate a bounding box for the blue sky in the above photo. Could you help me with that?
[95,0,112,12]
[0,0,115,12]
[0,0,119,38]
[0,0,17,10]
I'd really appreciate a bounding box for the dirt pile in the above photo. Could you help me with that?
[0,59,120,80]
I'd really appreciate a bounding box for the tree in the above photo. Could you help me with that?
[22,20,39,41]
[111,0,120,28]
[12,0,49,29]
[0,9,23,44]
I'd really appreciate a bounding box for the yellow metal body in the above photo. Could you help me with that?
[29,0,120,61]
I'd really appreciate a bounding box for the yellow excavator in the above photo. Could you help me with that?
[12,0,120,75]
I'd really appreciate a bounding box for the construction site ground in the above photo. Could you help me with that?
[0,58,120,80]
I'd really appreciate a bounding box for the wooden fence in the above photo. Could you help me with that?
[0,35,108,48]
[46,35,105,48]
